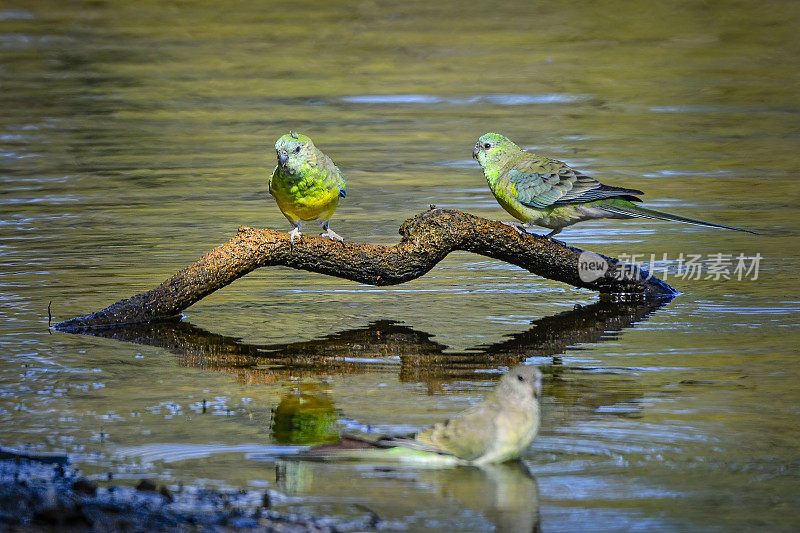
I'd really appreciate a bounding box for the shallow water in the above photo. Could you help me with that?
[2,1,800,530]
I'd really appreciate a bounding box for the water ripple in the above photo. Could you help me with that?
[341,93,592,106]
[113,443,300,464]
[0,10,34,21]
[650,104,799,114]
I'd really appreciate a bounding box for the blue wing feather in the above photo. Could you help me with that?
[508,159,643,208]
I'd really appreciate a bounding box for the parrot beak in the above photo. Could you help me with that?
[472,142,480,160]
[277,150,288,167]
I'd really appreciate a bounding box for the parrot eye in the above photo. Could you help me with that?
[517,374,525,382]
[483,143,491,149]
[294,146,301,153]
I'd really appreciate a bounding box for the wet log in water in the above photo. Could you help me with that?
[55,208,676,330]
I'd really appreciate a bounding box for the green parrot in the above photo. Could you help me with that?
[269,132,347,243]
[306,365,542,465]
[473,132,757,238]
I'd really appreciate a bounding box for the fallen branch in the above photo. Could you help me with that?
[55,208,676,330]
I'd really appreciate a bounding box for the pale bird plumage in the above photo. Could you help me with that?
[305,365,542,465]
[473,132,757,238]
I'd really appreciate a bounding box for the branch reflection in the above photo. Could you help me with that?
[74,297,669,389]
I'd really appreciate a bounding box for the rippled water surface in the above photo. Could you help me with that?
[2,1,799,531]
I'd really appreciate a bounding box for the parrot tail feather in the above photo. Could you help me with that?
[601,203,758,234]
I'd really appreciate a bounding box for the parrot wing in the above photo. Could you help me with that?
[316,149,346,198]
[412,401,502,461]
[336,167,347,198]
[507,157,643,208]
[268,166,278,196]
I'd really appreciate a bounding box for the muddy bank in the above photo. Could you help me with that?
[0,448,370,532]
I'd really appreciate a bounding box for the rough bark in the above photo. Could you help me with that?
[55,208,676,330]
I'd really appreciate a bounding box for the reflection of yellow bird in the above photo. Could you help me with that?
[309,365,542,465]
[271,383,339,445]
[268,132,347,243]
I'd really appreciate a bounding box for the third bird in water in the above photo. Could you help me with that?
[269,132,347,243]
[473,132,757,239]
[308,365,542,465]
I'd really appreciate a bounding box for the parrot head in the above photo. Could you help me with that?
[275,132,315,174]
[473,132,522,170]
[496,365,542,403]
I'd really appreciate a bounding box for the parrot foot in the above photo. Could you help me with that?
[288,227,302,245]
[544,228,565,244]
[501,221,528,234]
[320,227,344,242]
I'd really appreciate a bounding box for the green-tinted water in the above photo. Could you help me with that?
[2,1,799,530]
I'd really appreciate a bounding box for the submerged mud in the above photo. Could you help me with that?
[0,449,372,532]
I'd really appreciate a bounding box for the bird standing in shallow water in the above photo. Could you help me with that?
[308,365,542,465]
[269,132,347,244]
[473,132,757,239]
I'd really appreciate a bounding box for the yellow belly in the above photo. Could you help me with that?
[271,178,340,223]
